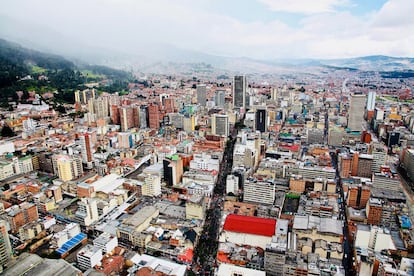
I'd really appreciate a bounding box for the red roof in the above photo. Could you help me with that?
[223,214,276,237]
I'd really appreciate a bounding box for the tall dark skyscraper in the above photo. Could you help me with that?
[256,108,266,132]
[233,76,247,109]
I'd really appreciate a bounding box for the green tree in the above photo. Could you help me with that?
[1,124,15,137]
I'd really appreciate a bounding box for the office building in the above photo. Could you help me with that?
[256,108,267,133]
[110,105,120,124]
[52,155,83,182]
[371,143,387,173]
[163,155,183,187]
[233,75,247,109]
[348,93,367,131]
[75,198,99,226]
[211,114,229,137]
[243,179,276,205]
[215,90,226,108]
[367,91,376,111]
[119,106,135,131]
[196,84,207,106]
[79,132,93,166]
[0,220,12,268]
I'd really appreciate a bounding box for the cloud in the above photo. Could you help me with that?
[1,0,414,60]
[257,0,351,14]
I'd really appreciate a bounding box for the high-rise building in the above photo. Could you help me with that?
[255,108,267,133]
[119,106,134,131]
[163,155,183,187]
[347,93,367,131]
[118,132,132,149]
[75,89,96,104]
[110,105,120,125]
[233,76,247,109]
[402,149,414,181]
[148,104,160,129]
[366,198,382,225]
[215,90,226,108]
[139,106,148,128]
[79,133,93,166]
[164,98,175,113]
[93,98,109,119]
[0,220,12,268]
[339,154,352,178]
[53,155,83,182]
[371,143,387,173]
[357,154,373,178]
[196,84,207,106]
[211,114,229,137]
[367,91,376,111]
[75,198,99,226]
[6,203,39,233]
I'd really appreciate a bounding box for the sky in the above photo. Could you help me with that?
[1,0,413,59]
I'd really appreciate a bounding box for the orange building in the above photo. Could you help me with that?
[340,155,352,178]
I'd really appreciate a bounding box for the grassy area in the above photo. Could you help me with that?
[81,70,105,80]
[30,64,47,74]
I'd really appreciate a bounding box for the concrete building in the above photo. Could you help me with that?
[189,152,220,172]
[402,148,414,181]
[196,84,207,106]
[0,220,12,268]
[77,244,103,271]
[233,75,247,109]
[3,253,82,276]
[79,132,93,168]
[93,232,118,253]
[119,106,135,131]
[215,90,226,108]
[226,174,239,195]
[243,179,276,205]
[347,93,367,131]
[53,154,83,182]
[75,198,99,226]
[256,108,267,133]
[6,203,39,233]
[211,114,229,137]
[0,160,14,181]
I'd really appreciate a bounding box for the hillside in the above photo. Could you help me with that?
[0,39,132,105]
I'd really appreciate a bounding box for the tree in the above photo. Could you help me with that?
[1,124,15,137]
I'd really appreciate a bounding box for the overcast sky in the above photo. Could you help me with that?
[1,0,413,59]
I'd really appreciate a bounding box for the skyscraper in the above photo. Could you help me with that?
[148,104,160,129]
[233,76,247,109]
[255,108,267,133]
[0,220,12,268]
[79,133,93,166]
[215,90,226,108]
[211,114,229,137]
[196,84,207,106]
[119,106,134,131]
[347,93,367,131]
[367,91,376,111]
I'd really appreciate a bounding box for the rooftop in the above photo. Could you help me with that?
[223,214,276,237]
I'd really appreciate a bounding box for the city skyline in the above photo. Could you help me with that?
[1,0,413,60]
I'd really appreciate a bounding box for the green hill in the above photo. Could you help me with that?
[0,38,131,104]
